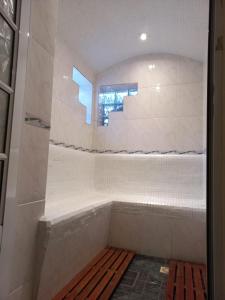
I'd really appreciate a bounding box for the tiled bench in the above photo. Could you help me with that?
[34,201,206,300]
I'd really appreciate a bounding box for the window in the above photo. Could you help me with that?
[72,67,93,125]
[0,0,21,225]
[98,83,138,126]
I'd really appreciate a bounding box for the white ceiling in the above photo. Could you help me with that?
[58,0,209,74]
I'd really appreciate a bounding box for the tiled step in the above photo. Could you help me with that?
[167,260,207,300]
[52,247,135,300]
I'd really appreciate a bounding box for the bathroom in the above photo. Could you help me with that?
[40,0,208,299]
[0,0,222,300]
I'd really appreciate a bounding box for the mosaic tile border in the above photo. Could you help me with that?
[49,139,206,155]
[25,113,51,130]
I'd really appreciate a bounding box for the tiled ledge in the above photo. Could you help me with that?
[35,200,206,300]
[49,139,206,155]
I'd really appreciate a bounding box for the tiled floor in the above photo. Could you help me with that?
[111,255,168,300]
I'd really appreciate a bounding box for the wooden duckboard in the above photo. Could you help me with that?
[52,247,135,300]
[166,260,207,300]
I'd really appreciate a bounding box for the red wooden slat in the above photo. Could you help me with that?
[193,265,203,291]
[65,249,116,299]
[166,261,176,300]
[76,249,122,299]
[52,248,109,300]
[110,251,127,271]
[193,266,205,300]
[98,252,135,300]
[176,262,185,300]
[195,290,206,300]
[199,265,207,290]
[184,263,194,300]
[88,270,114,300]
[166,261,207,300]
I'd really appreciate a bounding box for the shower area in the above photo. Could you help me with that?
[35,1,209,299]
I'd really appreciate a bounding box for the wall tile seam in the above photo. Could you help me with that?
[96,81,203,89]
[17,199,45,208]
[27,35,54,65]
[111,204,205,213]
[28,34,51,58]
[8,284,23,297]
[8,280,32,298]
[110,209,206,220]
[94,116,204,121]
[49,139,206,155]
[29,32,55,60]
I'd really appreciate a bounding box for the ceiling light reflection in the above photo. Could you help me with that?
[148,64,155,70]
[155,84,161,93]
[140,33,147,41]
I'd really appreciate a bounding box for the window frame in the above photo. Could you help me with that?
[0,0,21,226]
[98,83,138,127]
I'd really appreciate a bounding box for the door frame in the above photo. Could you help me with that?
[207,0,215,298]
[207,0,225,299]
[0,0,22,243]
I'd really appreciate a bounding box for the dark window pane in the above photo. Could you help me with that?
[99,83,138,126]
[0,160,3,189]
[0,160,3,210]
[0,15,14,85]
[0,0,16,21]
[0,89,9,152]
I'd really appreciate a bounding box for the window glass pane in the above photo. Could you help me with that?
[0,160,3,209]
[0,160,3,190]
[99,92,115,104]
[129,89,138,96]
[116,91,128,103]
[0,89,9,152]
[98,83,138,126]
[0,0,16,20]
[72,67,93,125]
[0,15,14,85]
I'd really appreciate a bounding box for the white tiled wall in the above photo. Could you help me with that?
[109,202,206,264]
[0,1,58,299]
[94,153,206,203]
[93,54,204,152]
[50,38,95,149]
[46,145,205,213]
[46,145,95,203]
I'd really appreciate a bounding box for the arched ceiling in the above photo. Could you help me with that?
[58,0,209,74]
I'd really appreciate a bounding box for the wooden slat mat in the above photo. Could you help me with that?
[53,248,135,300]
[166,260,207,300]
